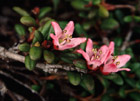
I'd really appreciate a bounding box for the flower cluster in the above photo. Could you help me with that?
[50,21,131,75]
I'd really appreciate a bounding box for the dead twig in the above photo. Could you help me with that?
[0,46,87,74]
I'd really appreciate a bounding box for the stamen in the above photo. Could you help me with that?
[63,30,67,34]
[113,56,118,60]
[116,61,120,65]
[96,55,99,59]
[99,50,102,54]
[92,48,97,53]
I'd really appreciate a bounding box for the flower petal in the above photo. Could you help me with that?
[115,55,131,68]
[50,34,59,46]
[64,21,74,36]
[101,63,118,73]
[51,21,62,37]
[76,49,90,61]
[59,44,74,50]
[66,38,87,48]
[87,60,101,70]
[98,45,109,63]
[109,41,114,55]
[86,38,93,58]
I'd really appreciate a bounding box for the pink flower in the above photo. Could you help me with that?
[101,55,131,75]
[77,38,114,70]
[50,21,87,50]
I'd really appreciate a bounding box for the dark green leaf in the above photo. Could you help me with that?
[43,50,55,63]
[25,55,36,70]
[67,72,81,86]
[73,59,87,69]
[101,18,119,30]
[14,24,26,36]
[18,43,30,52]
[31,85,41,92]
[29,46,42,61]
[39,7,52,19]
[20,16,36,26]
[13,6,30,16]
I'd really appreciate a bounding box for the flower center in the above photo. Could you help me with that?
[92,48,100,59]
[112,56,120,66]
[59,34,72,45]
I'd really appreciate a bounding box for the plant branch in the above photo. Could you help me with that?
[0,46,87,74]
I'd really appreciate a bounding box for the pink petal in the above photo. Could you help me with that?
[116,68,131,72]
[87,60,102,70]
[115,55,131,68]
[66,37,87,48]
[51,21,62,37]
[108,41,114,55]
[50,34,59,46]
[64,21,74,36]
[86,38,93,58]
[102,63,118,73]
[76,49,90,61]
[59,44,74,50]
[98,45,109,63]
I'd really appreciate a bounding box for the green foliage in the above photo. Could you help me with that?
[39,7,52,19]
[13,6,30,16]
[18,43,30,52]
[73,59,87,69]
[25,55,36,70]
[31,85,41,92]
[98,5,109,18]
[29,46,42,61]
[32,31,44,44]
[20,16,36,26]
[101,18,119,30]
[67,72,81,86]
[43,50,55,63]
[14,24,26,36]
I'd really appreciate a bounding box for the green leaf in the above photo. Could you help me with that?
[71,0,89,11]
[52,0,60,12]
[125,78,136,88]
[31,85,41,92]
[75,23,88,37]
[20,16,36,26]
[67,72,81,86]
[129,92,140,101]
[101,94,113,101]
[103,74,124,85]
[81,75,94,92]
[14,24,26,36]
[136,80,140,89]
[32,31,44,44]
[101,18,119,30]
[134,16,140,22]
[98,5,109,18]
[114,37,123,47]
[29,46,42,61]
[13,6,30,16]
[124,16,133,23]
[92,0,101,5]
[73,59,87,69]
[39,7,52,19]
[43,50,55,63]
[18,43,30,52]
[60,53,79,64]
[25,55,36,70]
[40,19,54,39]
[119,87,126,98]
